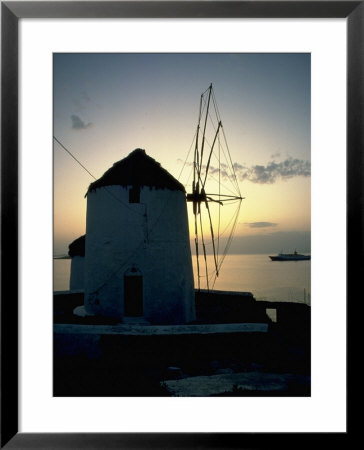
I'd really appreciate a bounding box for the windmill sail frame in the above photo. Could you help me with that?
[186,84,244,291]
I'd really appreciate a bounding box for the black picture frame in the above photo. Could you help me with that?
[1,1,358,448]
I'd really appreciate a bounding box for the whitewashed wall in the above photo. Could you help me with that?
[84,185,195,324]
[69,255,85,291]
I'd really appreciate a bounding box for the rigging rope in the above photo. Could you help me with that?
[199,94,241,197]
[53,136,144,217]
[178,129,197,182]
[53,136,96,180]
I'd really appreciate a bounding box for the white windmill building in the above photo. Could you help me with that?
[83,148,196,325]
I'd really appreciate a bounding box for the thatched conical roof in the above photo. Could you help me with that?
[68,235,85,257]
[87,149,185,194]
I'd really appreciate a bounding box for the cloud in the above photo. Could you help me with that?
[244,222,278,228]
[178,155,310,185]
[271,152,281,159]
[72,91,99,112]
[233,157,310,184]
[71,115,92,130]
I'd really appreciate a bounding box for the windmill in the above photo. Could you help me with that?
[183,84,244,291]
[54,83,243,320]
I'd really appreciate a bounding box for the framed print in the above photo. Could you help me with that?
[2,1,359,448]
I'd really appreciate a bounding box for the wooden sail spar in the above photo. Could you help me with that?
[185,84,244,290]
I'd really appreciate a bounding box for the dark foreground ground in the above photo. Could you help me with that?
[54,322,310,397]
[54,291,310,396]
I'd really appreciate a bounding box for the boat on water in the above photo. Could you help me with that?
[269,250,310,261]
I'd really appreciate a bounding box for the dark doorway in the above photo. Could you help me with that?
[124,270,143,316]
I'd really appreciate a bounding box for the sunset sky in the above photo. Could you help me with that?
[53,53,310,255]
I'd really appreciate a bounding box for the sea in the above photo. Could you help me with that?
[53,254,311,305]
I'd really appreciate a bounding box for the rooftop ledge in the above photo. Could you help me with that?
[54,322,268,336]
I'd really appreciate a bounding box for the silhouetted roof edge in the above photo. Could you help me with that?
[86,148,185,195]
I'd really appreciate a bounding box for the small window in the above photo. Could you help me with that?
[129,186,140,203]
